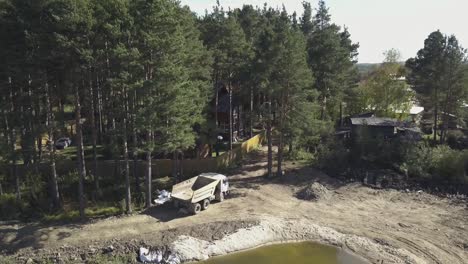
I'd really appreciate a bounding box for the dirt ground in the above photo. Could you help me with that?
[1,147,467,263]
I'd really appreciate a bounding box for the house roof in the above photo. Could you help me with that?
[349,112,375,118]
[395,105,424,115]
[350,117,398,127]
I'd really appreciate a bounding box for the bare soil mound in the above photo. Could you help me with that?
[296,182,331,201]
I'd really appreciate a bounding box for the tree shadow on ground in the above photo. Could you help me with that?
[0,222,81,254]
[141,203,191,223]
[229,175,264,190]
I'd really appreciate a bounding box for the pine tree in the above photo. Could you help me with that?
[271,12,314,176]
[132,0,211,208]
[301,0,359,121]
[49,0,94,219]
[406,31,467,143]
[199,9,250,150]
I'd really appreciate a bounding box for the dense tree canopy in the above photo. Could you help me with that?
[1,0,467,224]
[359,49,413,117]
[406,31,467,142]
[9,0,467,220]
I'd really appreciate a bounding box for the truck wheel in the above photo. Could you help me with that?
[202,199,210,210]
[191,203,202,214]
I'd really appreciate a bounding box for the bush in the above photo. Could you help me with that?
[316,140,350,174]
[446,130,467,149]
[287,148,315,161]
[318,134,468,191]
[0,193,26,220]
[405,144,468,186]
[430,146,467,184]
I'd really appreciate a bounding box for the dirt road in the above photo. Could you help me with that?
[1,148,467,263]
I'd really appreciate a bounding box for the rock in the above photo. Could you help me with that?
[296,182,331,201]
[25,258,34,264]
[398,223,411,228]
[102,245,115,255]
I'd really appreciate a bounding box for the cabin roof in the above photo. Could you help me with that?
[350,117,398,127]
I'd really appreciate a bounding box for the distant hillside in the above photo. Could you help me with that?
[357,62,406,76]
[356,63,380,75]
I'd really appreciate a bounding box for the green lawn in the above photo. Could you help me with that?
[56,145,105,160]
[43,205,122,223]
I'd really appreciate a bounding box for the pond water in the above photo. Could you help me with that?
[195,242,368,264]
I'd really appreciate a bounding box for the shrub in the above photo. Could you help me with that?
[404,142,433,180]
[0,193,25,220]
[405,144,468,186]
[316,139,350,174]
[430,146,467,184]
[287,148,315,161]
[446,130,467,149]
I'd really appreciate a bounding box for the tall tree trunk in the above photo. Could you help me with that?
[433,87,438,143]
[229,82,233,150]
[172,151,177,179]
[250,87,254,138]
[89,71,100,199]
[8,77,20,200]
[267,100,273,178]
[179,151,184,177]
[74,84,86,220]
[320,95,327,121]
[277,99,284,177]
[59,98,66,134]
[145,131,152,209]
[237,105,241,138]
[96,73,104,143]
[19,81,32,167]
[440,72,454,144]
[37,136,42,161]
[339,102,343,127]
[2,96,10,198]
[132,91,140,194]
[123,116,132,213]
[45,81,61,210]
[11,128,19,201]
[214,71,219,129]
[277,131,284,177]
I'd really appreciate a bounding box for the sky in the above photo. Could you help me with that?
[180,0,468,63]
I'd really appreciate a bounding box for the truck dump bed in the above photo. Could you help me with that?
[171,176,220,204]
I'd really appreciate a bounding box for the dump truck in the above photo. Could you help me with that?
[171,173,229,214]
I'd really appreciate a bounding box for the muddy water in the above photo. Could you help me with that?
[195,242,368,264]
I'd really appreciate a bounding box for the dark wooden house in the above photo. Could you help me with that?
[350,117,398,139]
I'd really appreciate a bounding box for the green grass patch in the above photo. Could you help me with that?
[0,255,17,264]
[211,151,226,157]
[422,134,440,141]
[153,176,174,190]
[56,145,105,160]
[43,205,122,222]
